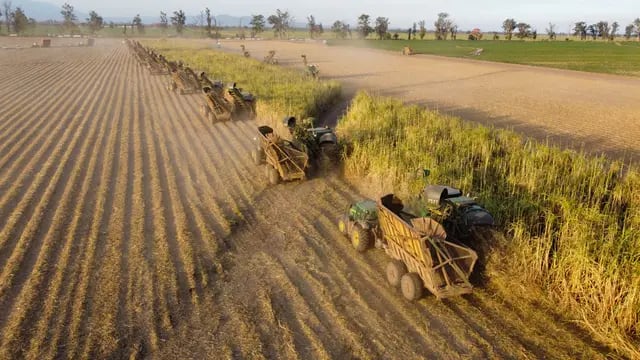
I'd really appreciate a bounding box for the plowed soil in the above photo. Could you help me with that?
[0,38,612,359]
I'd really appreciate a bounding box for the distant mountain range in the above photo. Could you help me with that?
[9,0,265,27]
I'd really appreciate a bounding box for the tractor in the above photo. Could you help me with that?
[263,50,278,64]
[402,46,415,55]
[283,116,338,164]
[301,54,319,79]
[420,184,494,239]
[337,199,381,252]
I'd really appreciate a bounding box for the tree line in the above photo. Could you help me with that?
[2,3,639,42]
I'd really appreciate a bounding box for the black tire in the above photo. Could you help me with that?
[266,164,280,185]
[386,260,408,287]
[337,215,349,236]
[251,149,265,165]
[350,224,371,252]
[400,273,424,301]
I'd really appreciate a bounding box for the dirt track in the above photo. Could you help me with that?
[0,39,613,358]
[225,39,640,159]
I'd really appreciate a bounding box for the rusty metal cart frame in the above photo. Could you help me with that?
[253,126,309,184]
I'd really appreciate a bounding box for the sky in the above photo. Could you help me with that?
[47,0,639,31]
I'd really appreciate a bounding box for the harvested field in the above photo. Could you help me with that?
[0,38,614,358]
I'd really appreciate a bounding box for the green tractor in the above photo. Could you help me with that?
[337,200,381,252]
[283,116,338,163]
[420,186,494,239]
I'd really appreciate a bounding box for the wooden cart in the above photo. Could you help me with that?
[252,126,309,185]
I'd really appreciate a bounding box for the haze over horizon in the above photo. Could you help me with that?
[16,0,640,31]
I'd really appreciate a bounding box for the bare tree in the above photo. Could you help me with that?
[502,18,516,40]
[159,11,168,34]
[3,0,12,33]
[545,23,556,40]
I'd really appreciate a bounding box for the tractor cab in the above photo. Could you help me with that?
[422,184,494,238]
[349,200,378,225]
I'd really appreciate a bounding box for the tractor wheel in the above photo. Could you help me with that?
[265,164,280,185]
[251,149,265,165]
[337,215,349,237]
[350,225,371,252]
[400,273,424,301]
[386,260,408,287]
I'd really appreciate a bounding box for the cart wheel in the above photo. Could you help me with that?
[266,165,280,185]
[251,149,265,165]
[350,224,371,252]
[200,104,209,115]
[386,260,407,287]
[337,215,349,236]
[400,273,424,301]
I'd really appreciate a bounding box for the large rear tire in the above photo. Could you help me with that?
[400,273,424,301]
[350,225,371,252]
[386,260,408,287]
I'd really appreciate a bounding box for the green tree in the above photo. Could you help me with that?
[624,23,634,40]
[434,12,452,40]
[634,18,640,40]
[86,10,103,34]
[171,9,186,35]
[250,14,265,37]
[60,3,76,32]
[205,7,212,37]
[331,20,347,39]
[610,22,619,40]
[357,14,373,38]
[587,24,597,40]
[11,6,28,34]
[159,11,168,34]
[515,22,531,38]
[596,21,609,39]
[573,21,587,40]
[374,16,389,40]
[267,9,291,39]
[418,19,426,39]
[502,18,516,40]
[132,14,143,34]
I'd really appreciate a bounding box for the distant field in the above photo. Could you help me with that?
[328,39,640,76]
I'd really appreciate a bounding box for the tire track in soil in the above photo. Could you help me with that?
[0,47,125,359]
[0,46,122,326]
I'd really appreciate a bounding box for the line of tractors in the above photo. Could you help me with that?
[126,39,257,123]
[125,39,494,302]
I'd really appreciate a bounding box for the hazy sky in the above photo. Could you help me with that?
[49,0,639,31]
